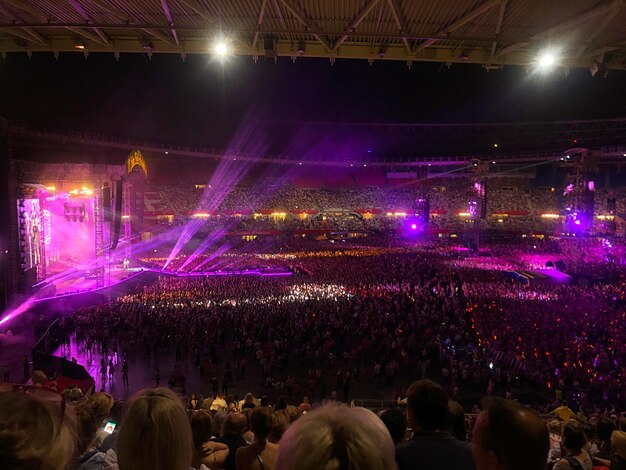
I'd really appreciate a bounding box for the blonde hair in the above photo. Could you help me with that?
[269,409,291,443]
[275,403,396,470]
[0,390,76,470]
[117,387,192,470]
[285,405,301,423]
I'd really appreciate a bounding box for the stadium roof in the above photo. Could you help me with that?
[1,0,625,70]
[4,117,626,166]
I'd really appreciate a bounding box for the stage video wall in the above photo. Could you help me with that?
[18,191,104,282]
[17,199,44,272]
[45,194,98,272]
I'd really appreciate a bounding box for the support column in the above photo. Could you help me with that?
[93,181,105,288]
[123,178,131,260]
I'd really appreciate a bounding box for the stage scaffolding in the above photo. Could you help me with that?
[93,185,105,288]
[561,150,598,235]
[123,178,131,260]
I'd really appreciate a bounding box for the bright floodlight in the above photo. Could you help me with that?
[411,223,417,230]
[214,41,228,57]
[537,50,557,69]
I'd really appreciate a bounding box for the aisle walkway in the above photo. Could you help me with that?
[54,334,242,400]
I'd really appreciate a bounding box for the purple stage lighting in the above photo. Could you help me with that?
[564,213,590,235]
[403,218,421,237]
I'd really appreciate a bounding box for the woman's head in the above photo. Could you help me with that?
[285,405,301,423]
[251,407,273,441]
[74,402,100,455]
[117,388,192,470]
[190,410,214,449]
[87,392,114,422]
[276,403,396,470]
[269,410,291,443]
[0,387,76,470]
[562,420,587,454]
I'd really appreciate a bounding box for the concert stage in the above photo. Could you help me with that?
[507,268,572,286]
[27,265,292,304]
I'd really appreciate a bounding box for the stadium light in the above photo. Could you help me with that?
[213,40,229,58]
[535,48,559,72]
[538,53,555,68]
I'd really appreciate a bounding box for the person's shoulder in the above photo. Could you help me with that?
[78,450,107,470]
[395,441,417,470]
[553,457,572,470]
[236,444,252,455]
[236,444,256,464]
[397,435,472,454]
[396,439,422,457]
[395,439,473,470]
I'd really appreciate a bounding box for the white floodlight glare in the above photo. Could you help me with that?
[214,41,228,57]
[536,49,559,72]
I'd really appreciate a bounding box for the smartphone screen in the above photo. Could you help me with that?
[103,421,117,434]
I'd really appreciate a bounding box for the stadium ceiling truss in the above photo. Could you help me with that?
[3,118,626,167]
[0,1,626,70]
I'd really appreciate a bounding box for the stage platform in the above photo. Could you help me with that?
[507,269,572,285]
[31,266,143,300]
[28,265,292,303]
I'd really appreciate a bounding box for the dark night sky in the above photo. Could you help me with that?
[2,52,626,149]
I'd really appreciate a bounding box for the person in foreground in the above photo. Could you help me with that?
[213,412,249,470]
[236,407,278,470]
[191,410,230,469]
[0,385,76,469]
[471,397,549,470]
[552,420,593,470]
[395,379,475,470]
[275,402,396,470]
[116,387,193,470]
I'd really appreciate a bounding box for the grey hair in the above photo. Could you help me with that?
[275,403,397,470]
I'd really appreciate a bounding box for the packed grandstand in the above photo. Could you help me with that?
[143,177,624,235]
